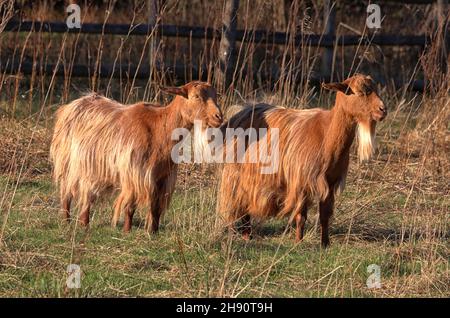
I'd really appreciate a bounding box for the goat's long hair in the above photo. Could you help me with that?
[50,93,154,210]
[219,102,376,221]
[219,104,327,220]
[51,81,222,232]
[219,75,385,246]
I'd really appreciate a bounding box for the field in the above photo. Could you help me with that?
[0,0,449,298]
[0,86,448,297]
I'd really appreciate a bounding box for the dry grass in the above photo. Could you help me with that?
[0,84,448,297]
[0,0,448,298]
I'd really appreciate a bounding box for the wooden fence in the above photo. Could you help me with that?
[1,0,448,92]
[3,20,434,46]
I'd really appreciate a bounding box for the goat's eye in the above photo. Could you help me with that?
[194,94,200,99]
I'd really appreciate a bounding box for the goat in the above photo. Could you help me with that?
[218,74,387,247]
[50,81,222,233]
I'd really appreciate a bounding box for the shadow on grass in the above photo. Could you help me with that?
[243,219,447,244]
[330,222,448,243]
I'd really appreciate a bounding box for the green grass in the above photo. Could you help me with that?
[0,173,448,298]
[0,90,448,297]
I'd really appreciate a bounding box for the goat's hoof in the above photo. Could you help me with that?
[79,219,90,227]
[242,233,252,241]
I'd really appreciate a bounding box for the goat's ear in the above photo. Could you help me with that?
[322,82,353,95]
[159,86,189,99]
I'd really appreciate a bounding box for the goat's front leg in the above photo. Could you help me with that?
[79,203,91,227]
[122,200,136,233]
[79,192,95,227]
[145,173,176,234]
[111,194,125,228]
[147,204,161,234]
[319,193,334,248]
[145,194,162,234]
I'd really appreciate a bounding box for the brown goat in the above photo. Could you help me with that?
[218,74,387,247]
[50,81,222,233]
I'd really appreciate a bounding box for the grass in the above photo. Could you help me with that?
[0,82,448,298]
[0,144,448,297]
[0,0,448,299]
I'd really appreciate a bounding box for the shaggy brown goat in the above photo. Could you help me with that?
[218,74,387,247]
[50,81,222,233]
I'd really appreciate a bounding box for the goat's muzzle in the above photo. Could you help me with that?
[372,105,387,122]
[209,112,223,128]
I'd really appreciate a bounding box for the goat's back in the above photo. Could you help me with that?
[50,94,155,204]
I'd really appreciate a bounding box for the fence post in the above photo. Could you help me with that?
[148,0,159,86]
[321,0,335,81]
[216,0,239,92]
[436,0,448,74]
[426,0,449,93]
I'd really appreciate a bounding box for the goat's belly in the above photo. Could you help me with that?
[86,178,117,195]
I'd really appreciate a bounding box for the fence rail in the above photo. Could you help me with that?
[0,60,426,92]
[4,21,434,47]
[2,0,448,94]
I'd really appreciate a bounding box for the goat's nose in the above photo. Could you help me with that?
[215,113,223,121]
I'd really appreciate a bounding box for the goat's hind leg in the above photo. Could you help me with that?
[223,212,251,240]
[217,181,248,239]
[111,190,136,233]
[294,200,309,242]
[122,198,136,233]
[240,214,252,241]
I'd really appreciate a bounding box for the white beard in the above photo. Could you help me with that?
[193,126,212,163]
[357,121,376,162]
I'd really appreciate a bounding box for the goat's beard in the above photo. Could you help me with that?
[357,120,376,162]
[193,125,219,163]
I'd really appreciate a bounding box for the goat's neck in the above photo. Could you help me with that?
[162,96,193,131]
[323,100,357,167]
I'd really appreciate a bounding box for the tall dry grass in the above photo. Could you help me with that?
[0,0,448,297]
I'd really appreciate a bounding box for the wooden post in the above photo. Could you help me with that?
[148,0,158,83]
[216,0,239,92]
[435,0,448,75]
[425,0,449,93]
[321,0,335,81]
